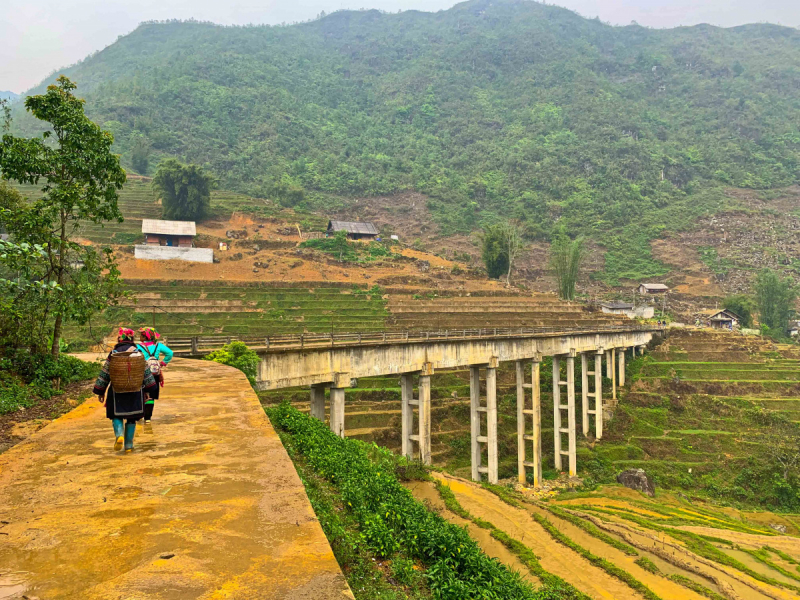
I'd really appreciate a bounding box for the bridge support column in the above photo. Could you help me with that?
[581,353,589,437]
[610,348,617,402]
[517,356,542,486]
[310,384,326,421]
[401,369,433,465]
[329,387,345,438]
[470,359,498,484]
[594,351,603,439]
[566,352,577,477]
[619,347,626,387]
[553,353,576,475]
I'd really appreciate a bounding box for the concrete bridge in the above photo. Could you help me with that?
[174,324,662,486]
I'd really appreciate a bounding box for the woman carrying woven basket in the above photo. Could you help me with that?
[93,328,159,452]
[136,327,173,424]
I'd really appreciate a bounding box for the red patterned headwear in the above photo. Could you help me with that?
[139,327,160,341]
[118,328,135,342]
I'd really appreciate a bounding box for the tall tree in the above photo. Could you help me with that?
[722,294,754,328]
[754,269,796,332]
[480,223,509,280]
[0,77,126,356]
[130,135,150,175]
[152,159,215,221]
[549,235,585,301]
[499,220,525,286]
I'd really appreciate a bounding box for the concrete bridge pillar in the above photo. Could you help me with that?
[610,348,617,402]
[470,359,498,484]
[329,387,346,438]
[619,347,626,387]
[516,356,542,486]
[400,370,433,465]
[581,353,590,437]
[553,352,577,476]
[310,384,326,421]
[594,351,603,439]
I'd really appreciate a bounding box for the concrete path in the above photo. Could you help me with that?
[0,358,352,600]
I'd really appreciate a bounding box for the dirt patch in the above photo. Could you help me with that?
[0,380,93,454]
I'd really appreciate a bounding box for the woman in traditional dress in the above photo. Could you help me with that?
[93,328,159,452]
[137,327,173,424]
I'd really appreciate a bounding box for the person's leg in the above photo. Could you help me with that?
[144,401,154,422]
[124,420,136,452]
[112,418,124,451]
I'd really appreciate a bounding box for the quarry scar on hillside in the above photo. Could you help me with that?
[251,326,658,485]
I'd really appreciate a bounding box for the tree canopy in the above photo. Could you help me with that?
[754,269,796,334]
[152,159,215,221]
[0,77,126,356]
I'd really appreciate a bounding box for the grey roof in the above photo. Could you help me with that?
[141,219,196,236]
[327,220,379,235]
[639,283,669,291]
[602,301,634,310]
[710,309,740,321]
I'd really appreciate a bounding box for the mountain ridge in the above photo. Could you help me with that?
[10,0,800,284]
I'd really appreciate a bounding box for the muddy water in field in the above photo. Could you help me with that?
[523,503,706,600]
[721,548,800,588]
[430,473,646,600]
[405,480,540,587]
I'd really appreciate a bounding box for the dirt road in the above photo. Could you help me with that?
[0,358,351,600]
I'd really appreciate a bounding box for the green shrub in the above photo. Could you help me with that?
[204,341,259,385]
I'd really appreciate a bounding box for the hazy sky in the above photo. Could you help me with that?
[3,0,799,94]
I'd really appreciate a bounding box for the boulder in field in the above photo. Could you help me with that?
[616,468,655,497]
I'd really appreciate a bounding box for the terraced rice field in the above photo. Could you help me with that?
[62,283,390,346]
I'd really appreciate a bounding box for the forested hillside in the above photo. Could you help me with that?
[14,0,800,281]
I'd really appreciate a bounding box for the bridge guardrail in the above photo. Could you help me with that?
[167,324,663,354]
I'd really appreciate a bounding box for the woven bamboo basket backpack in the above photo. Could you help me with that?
[108,351,146,393]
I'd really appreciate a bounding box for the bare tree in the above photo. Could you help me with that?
[499,220,525,286]
[760,421,800,480]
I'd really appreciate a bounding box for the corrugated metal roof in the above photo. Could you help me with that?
[141,219,196,236]
[327,220,379,235]
[639,283,669,291]
[710,309,740,320]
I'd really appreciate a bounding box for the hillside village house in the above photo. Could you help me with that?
[638,283,669,295]
[135,219,213,263]
[601,301,655,319]
[142,219,196,247]
[708,309,741,330]
[327,220,380,241]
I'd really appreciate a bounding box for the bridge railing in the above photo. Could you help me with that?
[167,324,662,354]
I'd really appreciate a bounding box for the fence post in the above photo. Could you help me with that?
[191,337,199,354]
[226,336,232,345]
[331,332,334,347]
[300,334,304,349]
[265,337,270,349]
[383,331,386,343]
[358,332,362,344]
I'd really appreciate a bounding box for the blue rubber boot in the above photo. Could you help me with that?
[112,419,124,451]
[124,422,136,452]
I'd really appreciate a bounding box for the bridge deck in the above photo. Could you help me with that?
[0,358,351,599]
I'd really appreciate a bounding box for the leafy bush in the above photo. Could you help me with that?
[0,352,99,414]
[204,341,259,385]
[300,232,391,262]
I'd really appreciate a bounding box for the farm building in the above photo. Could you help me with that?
[709,309,741,330]
[142,219,196,247]
[601,301,655,319]
[638,283,669,295]
[327,220,379,241]
[135,219,213,263]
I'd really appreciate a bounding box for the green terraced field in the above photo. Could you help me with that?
[62,283,390,348]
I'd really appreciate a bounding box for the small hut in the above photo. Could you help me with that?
[327,220,379,241]
[638,283,669,295]
[142,219,197,247]
[709,309,741,330]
